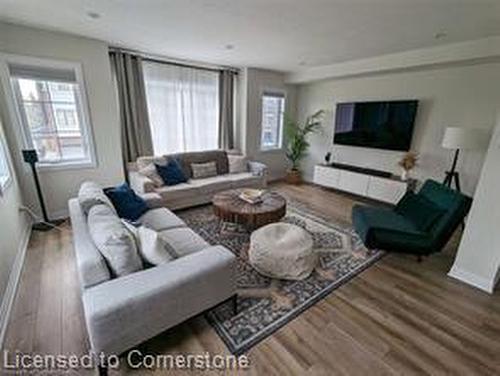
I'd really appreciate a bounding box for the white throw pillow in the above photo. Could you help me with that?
[191,161,217,179]
[228,155,248,174]
[88,204,143,277]
[138,163,164,188]
[78,181,116,214]
[122,221,176,265]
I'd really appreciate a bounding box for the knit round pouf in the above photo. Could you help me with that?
[249,223,316,280]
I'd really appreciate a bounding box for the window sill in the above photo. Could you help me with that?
[259,147,284,154]
[36,160,97,172]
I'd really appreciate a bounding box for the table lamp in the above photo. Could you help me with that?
[441,127,489,192]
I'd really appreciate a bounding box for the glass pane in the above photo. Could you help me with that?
[14,76,89,164]
[261,95,284,149]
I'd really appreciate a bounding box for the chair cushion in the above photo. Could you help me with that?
[188,175,234,195]
[138,207,186,231]
[396,192,444,231]
[191,161,218,179]
[88,204,143,277]
[352,205,433,253]
[155,159,188,186]
[158,227,209,258]
[104,183,149,221]
[78,181,116,215]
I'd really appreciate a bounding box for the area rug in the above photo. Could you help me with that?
[176,199,384,355]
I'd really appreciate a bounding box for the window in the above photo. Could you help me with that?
[6,59,95,168]
[0,132,11,194]
[143,62,219,154]
[260,92,285,150]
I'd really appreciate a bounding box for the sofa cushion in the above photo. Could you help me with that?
[166,150,229,179]
[191,161,218,179]
[159,227,209,258]
[155,183,201,202]
[87,204,143,277]
[78,181,116,215]
[229,172,264,188]
[138,207,186,231]
[188,175,234,195]
[228,155,248,174]
[104,183,149,221]
[155,159,188,186]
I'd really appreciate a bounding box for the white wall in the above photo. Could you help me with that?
[0,117,31,334]
[449,117,500,293]
[238,68,296,180]
[296,63,500,195]
[0,22,123,219]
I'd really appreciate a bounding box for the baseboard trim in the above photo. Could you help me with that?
[448,266,495,294]
[0,219,32,349]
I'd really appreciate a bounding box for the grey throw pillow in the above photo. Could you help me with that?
[228,155,248,174]
[138,163,164,188]
[78,181,116,214]
[191,161,217,179]
[123,221,176,265]
[88,204,143,277]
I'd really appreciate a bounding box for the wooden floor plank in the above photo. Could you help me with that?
[2,182,500,375]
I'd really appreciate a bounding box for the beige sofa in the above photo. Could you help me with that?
[129,150,267,210]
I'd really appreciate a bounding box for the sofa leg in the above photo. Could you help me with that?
[232,294,238,316]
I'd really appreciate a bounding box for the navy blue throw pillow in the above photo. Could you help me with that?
[104,183,149,221]
[155,159,187,186]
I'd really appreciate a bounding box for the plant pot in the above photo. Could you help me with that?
[286,169,302,185]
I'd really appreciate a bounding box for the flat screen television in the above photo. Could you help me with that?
[333,100,418,151]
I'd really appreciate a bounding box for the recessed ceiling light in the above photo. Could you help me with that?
[224,44,235,50]
[434,31,447,40]
[87,11,101,20]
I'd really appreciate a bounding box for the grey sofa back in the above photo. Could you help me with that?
[168,150,229,179]
[68,198,111,289]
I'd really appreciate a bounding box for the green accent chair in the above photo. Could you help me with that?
[352,180,472,256]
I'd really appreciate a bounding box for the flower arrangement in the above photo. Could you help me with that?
[398,152,418,180]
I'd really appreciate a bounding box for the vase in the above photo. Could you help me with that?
[286,169,302,185]
[401,169,409,181]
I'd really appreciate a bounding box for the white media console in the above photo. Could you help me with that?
[313,164,411,204]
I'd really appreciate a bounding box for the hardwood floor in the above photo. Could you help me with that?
[2,183,500,375]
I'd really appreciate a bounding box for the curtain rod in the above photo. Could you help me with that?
[109,46,239,74]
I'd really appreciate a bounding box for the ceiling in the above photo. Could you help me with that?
[1,0,500,72]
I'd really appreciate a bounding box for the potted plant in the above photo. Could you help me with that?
[398,151,419,181]
[284,110,324,184]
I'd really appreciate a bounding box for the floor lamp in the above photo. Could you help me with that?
[22,149,61,231]
[441,127,488,192]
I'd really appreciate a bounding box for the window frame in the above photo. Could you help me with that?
[260,89,286,152]
[0,126,12,196]
[0,54,97,171]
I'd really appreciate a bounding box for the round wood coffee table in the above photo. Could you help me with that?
[213,189,287,230]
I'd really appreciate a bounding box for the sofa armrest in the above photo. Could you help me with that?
[140,192,163,209]
[248,161,268,177]
[82,245,236,355]
[129,171,156,194]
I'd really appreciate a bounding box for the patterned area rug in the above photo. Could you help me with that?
[176,199,384,355]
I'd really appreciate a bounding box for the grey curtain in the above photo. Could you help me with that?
[109,51,153,165]
[218,70,235,150]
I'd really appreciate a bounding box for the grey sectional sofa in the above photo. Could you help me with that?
[69,187,237,373]
[129,150,267,210]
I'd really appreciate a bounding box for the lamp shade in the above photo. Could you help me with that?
[441,127,489,150]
